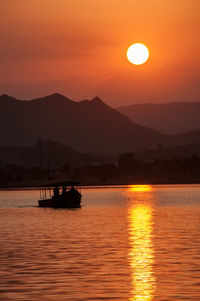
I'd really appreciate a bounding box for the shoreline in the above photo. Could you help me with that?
[1,182,200,191]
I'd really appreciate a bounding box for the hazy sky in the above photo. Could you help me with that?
[0,0,199,106]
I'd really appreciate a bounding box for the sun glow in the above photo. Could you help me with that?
[127,43,149,65]
[129,185,152,192]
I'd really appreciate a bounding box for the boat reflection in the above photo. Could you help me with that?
[128,189,155,300]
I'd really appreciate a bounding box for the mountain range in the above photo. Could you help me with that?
[117,101,200,134]
[1,93,200,153]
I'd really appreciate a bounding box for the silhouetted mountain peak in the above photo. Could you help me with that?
[0,94,17,101]
[0,94,20,106]
[1,94,9,98]
[79,97,106,107]
[34,140,75,152]
[33,93,75,105]
[91,96,104,104]
[48,92,67,99]
[90,97,111,110]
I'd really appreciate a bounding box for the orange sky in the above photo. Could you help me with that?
[0,0,199,106]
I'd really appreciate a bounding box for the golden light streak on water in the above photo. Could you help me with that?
[128,204,155,300]
[129,185,152,192]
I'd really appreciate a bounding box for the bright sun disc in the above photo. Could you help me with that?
[127,43,149,65]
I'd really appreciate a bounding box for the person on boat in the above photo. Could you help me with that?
[69,186,76,193]
[62,186,67,194]
[53,186,60,197]
[69,185,80,196]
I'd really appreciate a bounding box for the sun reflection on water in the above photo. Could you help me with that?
[128,196,155,300]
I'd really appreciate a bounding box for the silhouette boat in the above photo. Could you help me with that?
[38,181,82,208]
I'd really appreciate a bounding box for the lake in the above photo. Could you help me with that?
[0,185,200,300]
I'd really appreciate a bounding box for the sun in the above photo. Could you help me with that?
[127,43,149,65]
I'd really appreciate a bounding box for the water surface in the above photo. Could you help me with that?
[0,185,200,300]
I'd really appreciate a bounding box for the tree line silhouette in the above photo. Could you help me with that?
[1,153,200,187]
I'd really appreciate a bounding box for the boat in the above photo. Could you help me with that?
[38,181,82,208]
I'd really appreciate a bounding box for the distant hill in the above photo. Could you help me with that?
[116,101,200,134]
[1,93,200,153]
[2,140,200,169]
[0,141,92,168]
[135,143,200,161]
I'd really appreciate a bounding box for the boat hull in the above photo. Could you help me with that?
[38,193,81,208]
